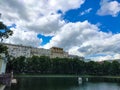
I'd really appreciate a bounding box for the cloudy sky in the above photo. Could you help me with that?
[0,0,120,61]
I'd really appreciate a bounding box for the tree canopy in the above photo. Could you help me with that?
[6,56,120,76]
[0,21,13,54]
[0,21,13,42]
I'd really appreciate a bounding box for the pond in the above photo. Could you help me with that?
[2,76,120,90]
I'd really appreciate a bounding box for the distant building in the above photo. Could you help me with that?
[31,47,50,57]
[50,47,68,58]
[4,43,50,58]
[3,43,69,58]
[3,43,85,59]
[4,43,32,57]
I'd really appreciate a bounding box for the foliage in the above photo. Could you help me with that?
[0,21,13,56]
[6,56,120,76]
[0,21,13,42]
[0,43,8,54]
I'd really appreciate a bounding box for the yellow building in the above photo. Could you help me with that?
[50,47,68,58]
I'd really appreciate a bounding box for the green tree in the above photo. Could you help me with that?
[28,56,40,73]
[0,17,13,74]
[12,56,26,73]
[111,60,120,75]
[101,61,111,75]
[0,44,8,54]
[0,21,13,42]
[85,61,101,75]
[0,20,13,55]
[51,58,61,74]
[38,56,51,74]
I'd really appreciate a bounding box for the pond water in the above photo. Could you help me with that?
[2,76,120,90]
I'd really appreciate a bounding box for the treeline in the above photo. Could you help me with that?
[6,56,120,76]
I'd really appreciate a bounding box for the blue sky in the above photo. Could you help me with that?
[1,0,120,61]
[38,0,120,46]
[37,34,53,46]
[37,0,120,45]
[63,0,120,34]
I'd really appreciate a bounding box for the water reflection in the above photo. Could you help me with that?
[0,85,5,90]
[3,77,120,90]
[78,77,82,84]
[88,77,120,83]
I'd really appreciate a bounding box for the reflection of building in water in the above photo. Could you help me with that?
[50,47,68,58]
[78,77,82,84]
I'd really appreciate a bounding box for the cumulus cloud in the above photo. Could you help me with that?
[4,28,42,47]
[97,0,120,17]
[1,0,120,61]
[0,0,85,46]
[44,20,120,60]
[48,0,85,13]
[26,14,65,35]
[90,55,113,61]
[90,53,120,61]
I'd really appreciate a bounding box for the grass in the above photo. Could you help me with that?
[14,74,120,79]
[14,74,79,78]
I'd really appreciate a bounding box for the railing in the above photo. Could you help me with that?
[0,73,12,86]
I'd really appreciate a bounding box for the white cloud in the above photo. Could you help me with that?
[68,46,83,56]
[1,0,120,61]
[0,0,85,46]
[113,54,120,59]
[44,20,120,61]
[80,8,92,16]
[90,53,120,61]
[97,0,120,17]
[4,28,42,47]
[26,14,65,35]
[48,0,85,13]
[90,55,113,61]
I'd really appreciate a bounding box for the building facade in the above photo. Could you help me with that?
[30,47,50,57]
[50,47,68,58]
[3,43,68,58]
[4,43,50,58]
[4,43,32,57]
